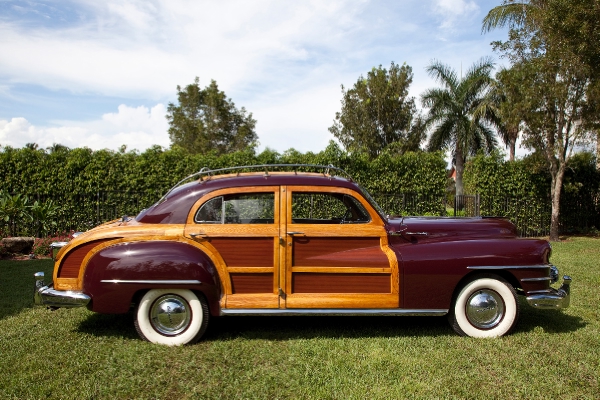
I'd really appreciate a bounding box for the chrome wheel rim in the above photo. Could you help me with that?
[465,289,505,329]
[150,294,191,336]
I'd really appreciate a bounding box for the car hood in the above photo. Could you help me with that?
[387,216,518,242]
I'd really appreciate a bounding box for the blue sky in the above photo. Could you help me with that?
[0,0,509,153]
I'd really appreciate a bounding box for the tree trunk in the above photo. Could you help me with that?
[454,147,465,197]
[509,136,516,162]
[549,162,566,242]
[507,127,518,162]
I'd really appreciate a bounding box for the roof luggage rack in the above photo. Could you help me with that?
[159,164,353,202]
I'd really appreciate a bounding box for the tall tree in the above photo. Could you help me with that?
[329,62,422,159]
[488,66,529,161]
[167,78,257,155]
[483,0,597,241]
[421,58,498,197]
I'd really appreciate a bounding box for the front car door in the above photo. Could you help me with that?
[185,186,281,309]
[281,186,399,309]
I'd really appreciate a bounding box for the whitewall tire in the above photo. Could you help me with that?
[449,276,519,338]
[135,289,209,345]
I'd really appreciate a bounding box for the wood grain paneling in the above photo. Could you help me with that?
[292,237,389,268]
[210,237,274,267]
[292,273,391,293]
[230,273,273,293]
[286,293,398,309]
[58,239,112,278]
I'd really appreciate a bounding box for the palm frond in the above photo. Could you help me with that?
[481,2,530,33]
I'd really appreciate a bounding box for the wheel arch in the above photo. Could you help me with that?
[450,269,522,306]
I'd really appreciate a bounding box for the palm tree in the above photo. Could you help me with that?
[421,58,498,197]
[488,66,529,161]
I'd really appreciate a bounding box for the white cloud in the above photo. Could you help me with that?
[432,0,480,31]
[0,104,169,151]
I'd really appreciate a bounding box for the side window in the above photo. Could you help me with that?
[291,192,370,224]
[195,193,275,224]
[195,197,223,223]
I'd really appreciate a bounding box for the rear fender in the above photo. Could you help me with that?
[83,240,221,315]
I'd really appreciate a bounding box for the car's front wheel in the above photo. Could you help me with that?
[135,289,209,345]
[449,276,519,338]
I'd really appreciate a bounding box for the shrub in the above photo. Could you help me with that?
[32,232,72,258]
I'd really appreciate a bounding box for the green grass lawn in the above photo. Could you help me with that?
[1,237,599,399]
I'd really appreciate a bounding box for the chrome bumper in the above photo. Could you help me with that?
[526,275,571,309]
[34,272,91,308]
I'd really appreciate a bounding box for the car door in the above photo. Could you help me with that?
[281,185,399,309]
[185,186,282,309]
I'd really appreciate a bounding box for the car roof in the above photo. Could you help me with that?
[137,173,362,224]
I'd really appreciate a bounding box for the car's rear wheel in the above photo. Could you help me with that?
[135,289,209,345]
[449,276,519,338]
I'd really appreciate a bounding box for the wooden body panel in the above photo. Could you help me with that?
[184,184,400,309]
[185,186,281,308]
[292,273,392,293]
[292,237,389,268]
[285,294,398,309]
[281,185,399,308]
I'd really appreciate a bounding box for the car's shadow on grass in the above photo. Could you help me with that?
[514,298,586,334]
[76,303,586,342]
[76,312,453,341]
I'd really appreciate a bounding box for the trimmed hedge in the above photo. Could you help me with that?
[464,151,600,235]
[0,142,447,234]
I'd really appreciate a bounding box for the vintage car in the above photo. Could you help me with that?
[34,164,571,345]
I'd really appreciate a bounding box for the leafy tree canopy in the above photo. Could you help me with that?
[167,78,258,155]
[329,62,424,159]
[483,0,599,240]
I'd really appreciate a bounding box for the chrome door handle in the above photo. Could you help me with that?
[287,231,304,235]
[190,232,207,238]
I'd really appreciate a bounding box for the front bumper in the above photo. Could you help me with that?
[526,275,572,309]
[34,272,90,308]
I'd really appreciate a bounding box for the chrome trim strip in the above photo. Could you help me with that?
[100,279,202,285]
[521,277,552,282]
[468,265,549,270]
[220,309,448,317]
[526,276,571,309]
[527,289,553,294]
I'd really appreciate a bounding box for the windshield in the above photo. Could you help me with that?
[358,185,387,221]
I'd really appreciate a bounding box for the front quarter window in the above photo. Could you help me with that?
[195,196,223,223]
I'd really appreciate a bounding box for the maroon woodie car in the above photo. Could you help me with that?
[34,164,572,345]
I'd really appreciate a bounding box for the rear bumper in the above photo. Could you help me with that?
[526,276,571,309]
[34,272,90,308]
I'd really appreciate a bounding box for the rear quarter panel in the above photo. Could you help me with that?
[83,240,221,315]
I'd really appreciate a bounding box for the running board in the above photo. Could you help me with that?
[220,309,448,317]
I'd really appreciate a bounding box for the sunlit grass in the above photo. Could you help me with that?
[1,237,598,399]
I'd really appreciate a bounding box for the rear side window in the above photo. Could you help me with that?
[195,193,274,224]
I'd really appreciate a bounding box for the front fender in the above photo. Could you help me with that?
[83,240,221,315]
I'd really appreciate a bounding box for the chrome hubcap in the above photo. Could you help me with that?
[466,289,505,329]
[150,294,191,336]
